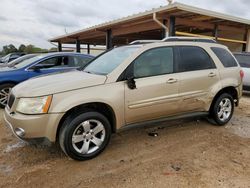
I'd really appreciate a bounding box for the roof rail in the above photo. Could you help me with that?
[129,40,161,45]
[162,37,217,43]
[129,37,217,45]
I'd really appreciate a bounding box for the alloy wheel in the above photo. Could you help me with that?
[217,98,232,122]
[0,87,11,106]
[72,119,106,154]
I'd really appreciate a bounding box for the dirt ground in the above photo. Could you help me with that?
[0,96,250,188]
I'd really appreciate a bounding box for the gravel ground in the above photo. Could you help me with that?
[0,96,250,188]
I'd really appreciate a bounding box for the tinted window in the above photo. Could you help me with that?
[177,46,215,72]
[234,54,250,68]
[37,56,69,68]
[133,47,174,78]
[69,56,92,67]
[211,47,238,67]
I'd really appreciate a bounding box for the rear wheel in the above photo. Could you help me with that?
[210,93,234,125]
[0,83,15,108]
[59,111,111,161]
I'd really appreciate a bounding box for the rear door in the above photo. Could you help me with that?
[176,46,220,112]
[124,47,180,124]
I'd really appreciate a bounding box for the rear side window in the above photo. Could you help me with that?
[234,54,250,68]
[211,47,238,67]
[177,46,215,72]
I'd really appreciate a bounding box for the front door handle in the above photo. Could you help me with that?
[167,78,178,84]
[208,72,216,77]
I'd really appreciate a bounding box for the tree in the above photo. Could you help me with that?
[2,44,18,55]
[18,44,26,52]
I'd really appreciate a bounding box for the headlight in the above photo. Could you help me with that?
[16,95,52,114]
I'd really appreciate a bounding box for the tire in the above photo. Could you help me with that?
[59,111,111,161]
[0,83,15,108]
[210,93,234,126]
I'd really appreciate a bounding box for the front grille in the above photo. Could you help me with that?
[7,93,15,109]
[243,85,250,91]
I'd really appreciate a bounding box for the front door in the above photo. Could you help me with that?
[124,47,180,124]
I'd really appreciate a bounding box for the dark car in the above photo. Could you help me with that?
[0,54,37,68]
[0,52,26,64]
[233,52,250,92]
[0,52,94,107]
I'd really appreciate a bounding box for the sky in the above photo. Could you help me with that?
[0,0,250,50]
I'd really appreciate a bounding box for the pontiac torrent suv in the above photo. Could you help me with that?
[4,38,243,160]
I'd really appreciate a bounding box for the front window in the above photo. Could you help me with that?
[133,47,174,78]
[83,46,140,75]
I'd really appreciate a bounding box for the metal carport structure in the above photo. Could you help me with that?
[49,2,250,53]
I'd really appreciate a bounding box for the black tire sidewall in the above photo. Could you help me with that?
[0,83,15,108]
[60,112,111,161]
[212,93,234,125]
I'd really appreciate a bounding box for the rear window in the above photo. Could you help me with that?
[211,47,238,67]
[234,54,250,68]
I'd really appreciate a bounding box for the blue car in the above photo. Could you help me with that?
[0,52,94,107]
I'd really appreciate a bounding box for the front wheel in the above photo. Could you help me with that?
[210,93,234,126]
[59,111,111,161]
[0,83,15,108]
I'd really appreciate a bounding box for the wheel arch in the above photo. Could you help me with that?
[56,102,117,142]
[0,81,18,86]
[209,86,239,113]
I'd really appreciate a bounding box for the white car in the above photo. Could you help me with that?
[234,53,250,92]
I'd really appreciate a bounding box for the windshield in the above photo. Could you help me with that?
[83,46,140,75]
[14,55,45,69]
[8,54,37,66]
[1,54,10,62]
[234,54,250,68]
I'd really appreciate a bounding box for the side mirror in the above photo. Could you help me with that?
[127,77,136,90]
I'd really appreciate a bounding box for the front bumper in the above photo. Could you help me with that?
[4,107,64,142]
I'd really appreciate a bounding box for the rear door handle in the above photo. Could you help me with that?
[208,72,216,77]
[167,78,178,84]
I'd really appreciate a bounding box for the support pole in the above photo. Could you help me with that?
[87,44,90,54]
[169,16,176,36]
[213,24,218,41]
[58,42,62,52]
[76,39,81,53]
[106,29,112,50]
[245,29,250,52]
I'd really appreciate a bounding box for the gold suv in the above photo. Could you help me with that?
[4,38,243,160]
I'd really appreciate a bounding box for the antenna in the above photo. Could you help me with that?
[167,0,173,5]
[64,28,68,34]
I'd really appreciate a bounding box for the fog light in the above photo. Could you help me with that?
[14,128,25,138]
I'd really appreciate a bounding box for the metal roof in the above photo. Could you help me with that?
[49,2,250,44]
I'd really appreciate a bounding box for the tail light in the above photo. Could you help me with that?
[240,70,244,79]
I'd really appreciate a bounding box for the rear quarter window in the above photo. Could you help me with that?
[211,47,238,67]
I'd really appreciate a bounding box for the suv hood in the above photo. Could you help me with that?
[12,70,107,97]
